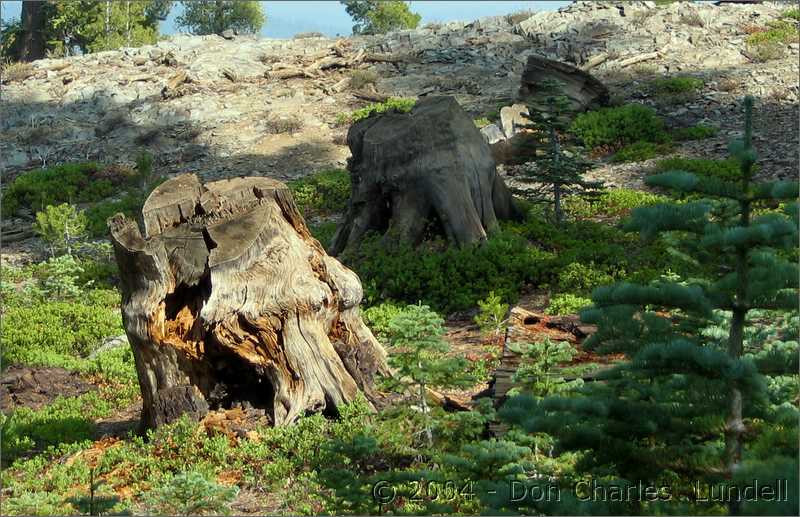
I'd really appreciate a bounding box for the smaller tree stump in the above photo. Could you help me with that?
[330,96,522,255]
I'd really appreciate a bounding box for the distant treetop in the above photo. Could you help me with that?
[176,0,265,36]
[340,0,421,35]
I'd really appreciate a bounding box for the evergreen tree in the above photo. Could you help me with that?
[509,338,583,398]
[176,0,265,36]
[500,96,799,514]
[340,0,421,35]
[386,304,474,448]
[1,1,167,58]
[517,78,602,225]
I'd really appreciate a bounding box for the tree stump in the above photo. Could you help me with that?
[329,96,522,256]
[109,174,389,429]
[517,55,609,113]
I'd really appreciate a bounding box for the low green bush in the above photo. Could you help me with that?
[1,289,123,365]
[85,192,144,237]
[1,346,137,462]
[556,261,617,293]
[289,169,350,216]
[362,301,406,342]
[746,19,799,45]
[143,471,239,516]
[569,104,669,151]
[564,188,668,220]
[783,8,800,21]
[345,231,557,313]
[545,293,592,316]
[0,382,136,462]
[503,210,680,286]
[336,97,416,125]
[653,157,742,180]
[611,141,670,163]
[650,76,704,95]
[672,124,718,141]
[2,163,115,217]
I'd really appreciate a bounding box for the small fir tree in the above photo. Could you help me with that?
[500,96,799,514]
[474,291,509,341]
[34,203,88,257]
[144,470,238,516]
[517,78,602,224]
[508,338,583,398]
[386,304,474,448]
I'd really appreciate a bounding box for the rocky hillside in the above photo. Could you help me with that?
[1,0,797,185]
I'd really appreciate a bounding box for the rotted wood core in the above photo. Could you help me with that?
[108,174,389,429]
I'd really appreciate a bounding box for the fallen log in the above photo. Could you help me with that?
[351,89,391,102]
[617,51,660,68]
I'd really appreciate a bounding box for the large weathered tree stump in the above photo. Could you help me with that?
[109,174,389,429]
[330,96,521,255]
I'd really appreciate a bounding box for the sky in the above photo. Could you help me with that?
[0,1,571,39]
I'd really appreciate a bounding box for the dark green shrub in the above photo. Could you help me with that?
[653,157,742,180]
[650,76,704,95]
[336,97,416,126]
[308,221,339,249]
[85,192,144,237]
[345,231,556,313]
[2,289,123,365]
[2,163,114,217]
[503,213,680,286]
[672,124,718,141]
[610,141,671,163]
[569,104,669,150]
[289,169,350,216]
[563,188,668,220]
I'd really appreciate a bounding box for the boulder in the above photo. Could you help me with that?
[499,103,530,138]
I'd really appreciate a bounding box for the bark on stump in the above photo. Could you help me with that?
[109,174,389,429]
[330,96,521,255]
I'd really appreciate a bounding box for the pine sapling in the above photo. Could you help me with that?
[386,304,474,448]
[501,96,799,514]
[518,78,602,224]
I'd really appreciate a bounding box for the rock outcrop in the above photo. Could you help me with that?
[0,1,796,183]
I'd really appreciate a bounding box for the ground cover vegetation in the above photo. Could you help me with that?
[1,86,796,516]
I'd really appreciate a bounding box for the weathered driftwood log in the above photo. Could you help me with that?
[330,96,521,255]
[517,55,609,112]
[109,174,389,429]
